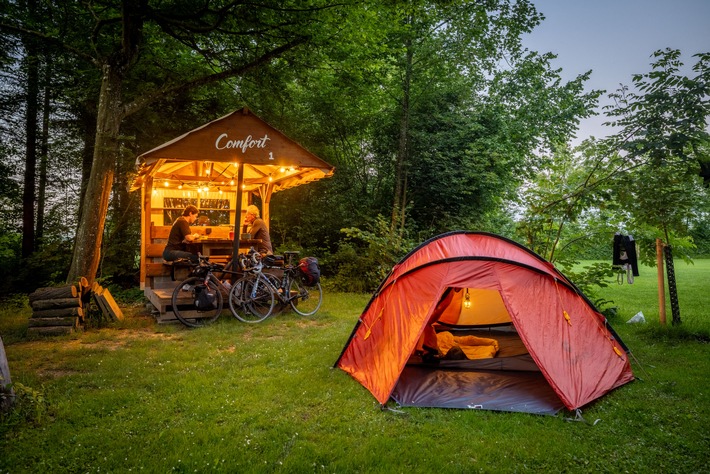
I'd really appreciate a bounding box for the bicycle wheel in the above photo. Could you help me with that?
[171,276,223,327]
[288,276,323,316]
[230,274,275,323]
[227,276,254,322]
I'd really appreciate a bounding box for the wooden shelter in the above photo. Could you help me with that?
[130,107,334,321]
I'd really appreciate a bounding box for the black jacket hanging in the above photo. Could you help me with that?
[613,234,639,277]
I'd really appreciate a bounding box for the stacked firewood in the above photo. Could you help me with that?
[27,278,91,336]
[27,278,125,336]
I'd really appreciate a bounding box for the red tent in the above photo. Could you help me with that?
[336,232,634,414]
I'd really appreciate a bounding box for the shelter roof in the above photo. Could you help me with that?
[130,107,334,193]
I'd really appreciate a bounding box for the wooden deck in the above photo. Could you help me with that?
[145,285,234,324]
[146,269,287,324]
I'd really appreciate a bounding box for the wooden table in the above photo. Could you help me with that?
[187,238,262,260]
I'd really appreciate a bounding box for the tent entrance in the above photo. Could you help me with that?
[401,326,563,414]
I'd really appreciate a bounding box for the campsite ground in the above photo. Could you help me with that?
[1,261,709,473]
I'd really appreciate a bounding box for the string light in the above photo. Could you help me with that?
[163,180,169,187]
[464,288,471,309]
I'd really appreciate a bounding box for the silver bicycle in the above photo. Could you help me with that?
[229,250,322,323]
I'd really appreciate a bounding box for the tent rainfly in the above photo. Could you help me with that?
[335,231,635,415]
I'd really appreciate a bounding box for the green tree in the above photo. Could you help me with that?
[1,0,351,284]
[604,49,710,247]
[515,49,710,314]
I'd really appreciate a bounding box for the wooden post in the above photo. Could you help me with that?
[140,176,153,290]
[231,163,244,259]
[656,238,666,325]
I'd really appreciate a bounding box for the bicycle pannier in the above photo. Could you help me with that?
[298,257,320,286]
[194,284,217,310]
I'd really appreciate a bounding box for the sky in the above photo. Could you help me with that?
[522,0,710,144]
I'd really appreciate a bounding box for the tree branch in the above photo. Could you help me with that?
[121,36,308,118]
[0,22,98,66]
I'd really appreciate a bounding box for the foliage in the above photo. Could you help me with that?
[332,215,416,292]
[0,382,51,427]
[561,261,615,298]
[604,49,710,244]
[3,1,710,294]
[515,50,710,302]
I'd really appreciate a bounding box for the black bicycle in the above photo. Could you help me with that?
[171,255,242,327]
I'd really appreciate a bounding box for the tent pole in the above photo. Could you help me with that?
[231,164,244,260]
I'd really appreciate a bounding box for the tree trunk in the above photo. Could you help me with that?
[76,104,98,230]
[67,63,123,284]
[391,38,413,236]
[21,0,39,258]
[36,56,51,246]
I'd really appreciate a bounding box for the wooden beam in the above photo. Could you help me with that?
[231,163,245,259]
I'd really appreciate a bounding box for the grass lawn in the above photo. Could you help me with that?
[1,261,709,473]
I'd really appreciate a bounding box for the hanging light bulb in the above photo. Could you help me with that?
[230,179,235,186]
[163,180,169,187]
[464,288,471,309]
[268,174,273,182]
[178,182,184,190]
[279,166,286,173]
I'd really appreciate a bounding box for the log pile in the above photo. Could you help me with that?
[27,277,123,335]
[28,281,85,336]
[91,282,124,322]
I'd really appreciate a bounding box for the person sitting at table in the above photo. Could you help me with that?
[244,204,273,255]
[163,205,201,263]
